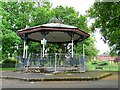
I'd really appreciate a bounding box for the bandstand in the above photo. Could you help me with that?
[18,22,90,73]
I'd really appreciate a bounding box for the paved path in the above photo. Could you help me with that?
[1,71,113,79]
[0,71,119,88]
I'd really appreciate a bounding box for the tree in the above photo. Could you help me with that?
[0,2,21,59]
[52,6,98,57]
[1,1,51,59]
[1,1,98,59]
[87,1,120,56]
[74,38,99,58]
[1,2,35,31]
[52,6,90,32]
[1,2,35,59]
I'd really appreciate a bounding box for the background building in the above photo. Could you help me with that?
[97,55,117,63]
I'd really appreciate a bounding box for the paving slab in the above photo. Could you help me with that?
[0,71,113,80]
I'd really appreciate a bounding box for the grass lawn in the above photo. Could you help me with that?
[88,62,120,71]
[0,68,16,71]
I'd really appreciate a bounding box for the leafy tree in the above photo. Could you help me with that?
[87,1,120,56]
[1,1,98,60]
[1,1,51,59]
[74,36,99,59]
[0,3,21,59]
[1,2,35,31]
[28,42,41,53]
[52,6,90,33]
[52,6,98,57]
[29,1,52,27]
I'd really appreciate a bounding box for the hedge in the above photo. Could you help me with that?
[1,58,16,68]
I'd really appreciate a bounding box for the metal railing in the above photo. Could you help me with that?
[15,53,88,72]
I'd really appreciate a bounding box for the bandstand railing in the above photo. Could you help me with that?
[16,53,88,73]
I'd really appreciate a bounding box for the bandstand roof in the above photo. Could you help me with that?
[18,23,90,43]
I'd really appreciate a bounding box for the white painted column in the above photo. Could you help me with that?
[72,38,74,58]
[54,53,57,72]
[23,40,26,58]
[41,46,42,59]
[25,45,28,59]
[83,41,85,59]
[43,39,45,58]
[82,41,85,72]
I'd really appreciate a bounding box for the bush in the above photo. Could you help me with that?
[92,62,97,64]
[2,58,16,68]
[95,66,103,70]
[97,63,108,66]
[97,61,108,66]
[91,61,98,65]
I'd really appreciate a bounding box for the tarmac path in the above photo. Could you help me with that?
[1,72,119,88]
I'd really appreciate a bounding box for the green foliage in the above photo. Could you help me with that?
[1,1,51,58]
[30,2,52,27]
[97,62,108,66]
[91,61,98,65]
[28,42,41,53]
[0,68,16,70]
[74,36,99,58]
[88,60,119,71]
[91,60,108,66]
[2,29,21,58]
[1,2,35,31]
[52,6,90,33]
[1,1,98,59]
[1,58,16,68]
[52,6,98,57]
[87,1,120,55]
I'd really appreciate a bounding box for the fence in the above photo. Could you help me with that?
[16,53,88,72]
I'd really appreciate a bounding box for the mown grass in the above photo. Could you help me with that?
[88,62,120,71]
[0,68,16,71]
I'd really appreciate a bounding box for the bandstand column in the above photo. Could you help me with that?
[23,38,26,59]
[43,38,45,58]
[72,37,74,58]
[41,32,46,58]
[82,41,85,59]
[25,43,28,59]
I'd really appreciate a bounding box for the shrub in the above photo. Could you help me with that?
[97,63,108,66]
[95,66,103,70]
[97,61,108,66]
[114,56,120,63]
[92,62,97,64]
[91,61,98,65]
[2,58,16,68]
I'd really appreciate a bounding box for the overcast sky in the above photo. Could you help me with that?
[49,0,110,54]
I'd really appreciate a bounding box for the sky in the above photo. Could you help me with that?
[49,0,110,54]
